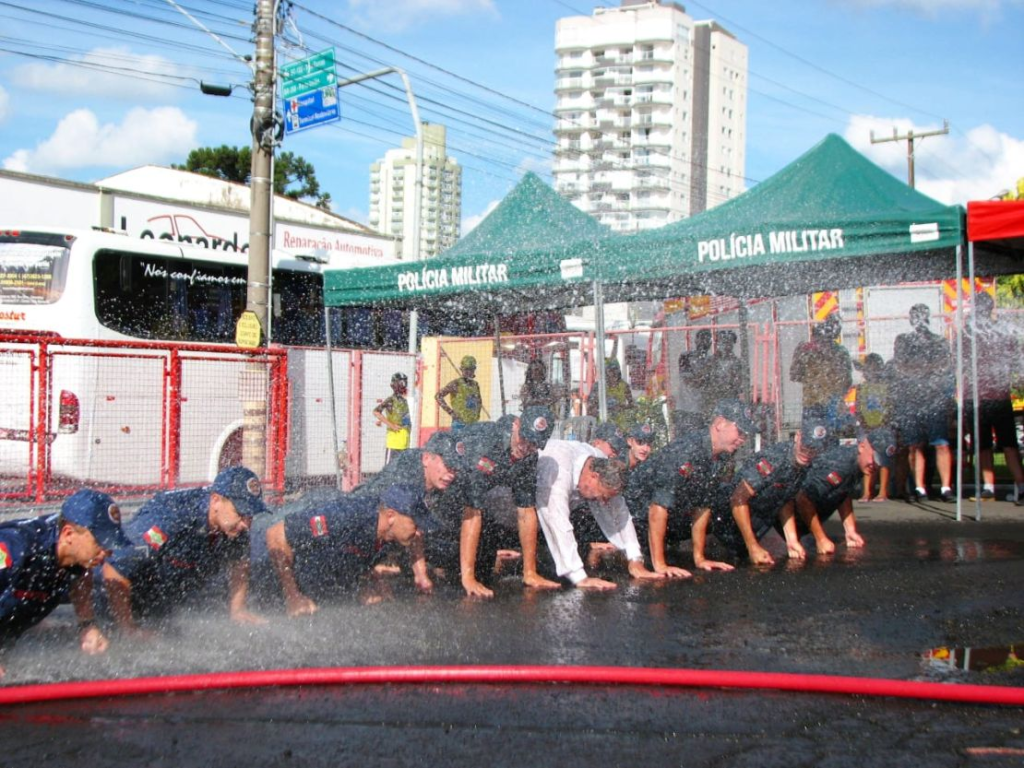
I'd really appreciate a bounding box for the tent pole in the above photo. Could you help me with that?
[323,306,344,491]
[954,245,964,521]
[593,280,608,421]
[968,243,982,522]
[494,313,506,416]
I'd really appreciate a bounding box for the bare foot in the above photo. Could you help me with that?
[523,573,561,590]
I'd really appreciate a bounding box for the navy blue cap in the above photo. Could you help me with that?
[520,406,555,449]
[592,422,628,458]
[381,484,440,534]
[61,489,131,550]
[712,399,758,435]
[210,466,269,517]
[424,430,463,472]
[800,415,830,453]
[865,427,897,469]
[627,422,657,444]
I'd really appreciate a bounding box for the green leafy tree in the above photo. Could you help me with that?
[991,176,1024,308]
[173,145,332,210]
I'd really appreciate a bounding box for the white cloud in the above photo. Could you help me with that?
[11,47,185,101]
[0,84,9,124]
[844,115,1024,204]
[516,155,553,177]
[3,107,198,175]
[462,199,499,234]
[347,0,498,33]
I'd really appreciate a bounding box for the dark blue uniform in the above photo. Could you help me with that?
[711,441,810,552]
[0,516,83,651]
[105,488,248,617]
[436,415,540,575]
[352,447,431,502]
[801,444,861,518]
[251,495,384,603]
[625,431,731,543]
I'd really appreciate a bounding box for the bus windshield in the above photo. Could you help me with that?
[0,236,72,305]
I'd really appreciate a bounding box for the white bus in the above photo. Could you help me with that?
[0,226,412,494]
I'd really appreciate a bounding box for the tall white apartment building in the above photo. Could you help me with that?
[369,123,462,260]
[554,0,747,232]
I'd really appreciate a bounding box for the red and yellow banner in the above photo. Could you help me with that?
[942,278,994,313]
[811,291,838,321]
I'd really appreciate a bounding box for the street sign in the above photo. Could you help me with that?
[280,49,337,99]
[283,87,341,135]
[235,311,262,348]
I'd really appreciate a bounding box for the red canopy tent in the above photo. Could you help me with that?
[967,199,1024,244]
[961,200,1024,521]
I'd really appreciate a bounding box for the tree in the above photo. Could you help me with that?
[173,146,333,210]
[992,176,1024,308]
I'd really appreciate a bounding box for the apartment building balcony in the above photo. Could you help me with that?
[555,118,587,132]
[633,155,672,170]
[635,174,671,190]
[556,77,584,91]
[631,69,674,86]
[556,58,593,73]
[594,51,632,66]
[632,112,672,128]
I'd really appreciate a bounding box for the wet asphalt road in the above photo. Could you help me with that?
[0,498,1022,766]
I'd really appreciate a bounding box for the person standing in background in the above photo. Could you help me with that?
[962,292,1024,504]
[790,312,853,434]
[437,355,483,434]
[374,372,411,464]
[676,329,712,434]
[854,353,892,502]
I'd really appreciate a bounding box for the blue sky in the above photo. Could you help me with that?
[1,0,1022,232]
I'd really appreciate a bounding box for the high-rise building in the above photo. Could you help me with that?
[369,123,462,260]
[554,0,747,232]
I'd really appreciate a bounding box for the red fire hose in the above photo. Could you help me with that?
[1,665,1022,707]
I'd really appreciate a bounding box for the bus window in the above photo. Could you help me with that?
[94,250,246,342]
[343,307,375,347]
[380,308,406,350]
[0,235,71,305]
[272,270,324,346]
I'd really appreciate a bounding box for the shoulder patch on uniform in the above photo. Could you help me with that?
[309,515,329,538]
[0,541,10,569]
[142,526,167,550]
[678,462,692,477]
[826,471,843,486]
[756,459,774,477]
[477,457,495,475]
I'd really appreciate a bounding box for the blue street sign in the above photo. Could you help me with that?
[283,86,341,135]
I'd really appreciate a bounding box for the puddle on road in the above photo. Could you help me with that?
[923,643,1024,675]
[908,538,1024,563]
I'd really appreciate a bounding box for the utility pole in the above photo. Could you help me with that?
[870,120,948,188]
[242,0,281,478]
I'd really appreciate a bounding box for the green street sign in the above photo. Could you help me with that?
[280,49,336,98]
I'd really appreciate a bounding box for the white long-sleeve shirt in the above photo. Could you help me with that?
[535,439,644,585]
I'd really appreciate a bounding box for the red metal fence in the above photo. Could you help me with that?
[0,334,417,505]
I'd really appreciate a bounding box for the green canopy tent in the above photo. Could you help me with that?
[596,134,967,303]
[323,171,608,315]
[322,171,615,428]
